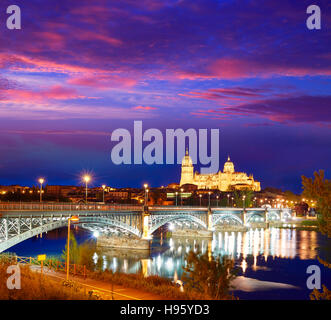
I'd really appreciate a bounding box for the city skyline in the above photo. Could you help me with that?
[0,0,330,192]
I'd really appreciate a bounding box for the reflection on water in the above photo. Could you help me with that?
[6,226,330,299]
[97,228,319,280]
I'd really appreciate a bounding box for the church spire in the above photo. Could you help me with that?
[227,155,230,161]
[186,146,188,156]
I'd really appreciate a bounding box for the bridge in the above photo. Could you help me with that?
[0,202,293,252]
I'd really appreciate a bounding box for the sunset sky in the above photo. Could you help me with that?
[0,0,330,192]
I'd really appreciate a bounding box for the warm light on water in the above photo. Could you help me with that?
[6,226,331,299]
[97,228,319,277]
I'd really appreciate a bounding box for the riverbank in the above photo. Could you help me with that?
[29,265,168,300]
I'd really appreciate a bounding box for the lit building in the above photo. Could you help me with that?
[180,150,261,191]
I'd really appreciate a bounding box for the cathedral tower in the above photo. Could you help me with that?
[180,148,194,186]
[223,155,235,173]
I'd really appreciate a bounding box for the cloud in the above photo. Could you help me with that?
[0,129,110,136]
[2,85,87,103]
[131,105,157,110]
[68,74,137,89]
[191,95,331,126]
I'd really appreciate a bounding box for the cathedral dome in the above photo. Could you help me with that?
[182,148,193,167]
[223,156,235,173]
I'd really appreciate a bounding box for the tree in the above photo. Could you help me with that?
[62,233,80,264]
[182,250,237,300]
[233,190,254,208]
[294,202,309,216]
[78,241,98,270]
[302,170,331,300]
[302,170,331,237]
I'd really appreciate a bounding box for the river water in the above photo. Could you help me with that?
[5,227,331,300]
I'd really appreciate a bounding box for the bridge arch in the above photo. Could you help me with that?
[0,216,141,253]
[267,211,280,221]
[149,214,207,235]
[212,214,243,227]
[79,217,141,237]
[246,213,265,223]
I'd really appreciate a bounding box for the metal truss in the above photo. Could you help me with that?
[0,204,292,252]
[149,213,208,234]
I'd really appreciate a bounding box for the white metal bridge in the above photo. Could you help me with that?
[0,202,293,252]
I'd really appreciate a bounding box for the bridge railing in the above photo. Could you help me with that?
[0,254,90,278]
[0,202,142,212]
[0,202,292,213]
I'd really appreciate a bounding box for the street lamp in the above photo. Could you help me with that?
[83,175,90,203]
[66,215,79,281]
[102,185,106,203]
[199,194,202,207]
[38,178,45,203]
[175,192,178,206]
[180,188,184,206]
[216,195,219,207]
[227,194,230,207]
[231,197,234,207]
[143,184,148,206]
[208,191,211,207]
[146,189,149,205]
[242,195,246,209]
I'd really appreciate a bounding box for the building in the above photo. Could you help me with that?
[46,185,81,196]
[180,150,261,191]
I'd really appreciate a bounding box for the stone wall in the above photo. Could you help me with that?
[97,235,151,250]
[171,229,213,238]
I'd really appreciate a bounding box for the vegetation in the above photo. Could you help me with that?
[302,170,331,237]
[62,234,101,270]
[88,269,204,300]
[182,251,237,300]
[233,190,254,208]
[310,286,331,300]
[0,258,92,300]
[302,170,331,300]
[300,220,319,227]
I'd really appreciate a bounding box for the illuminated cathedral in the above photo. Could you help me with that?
[180,150,261,191]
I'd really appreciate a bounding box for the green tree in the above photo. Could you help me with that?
[182,250,237,300]
[233,190,254,208]
[62,233,80,264]
[302,170,331,300]
[302,170,331,237]
[78,241,98,270]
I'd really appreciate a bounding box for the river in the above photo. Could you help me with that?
[4,227,331,300]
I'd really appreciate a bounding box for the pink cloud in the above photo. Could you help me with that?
[3,85,86,103]
[68,74,137,89]
[209,58,331,79]
[176,58,331,81]
[132,105,157,110]
[73,31,122,46]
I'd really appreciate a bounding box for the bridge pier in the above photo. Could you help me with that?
[207,207,213,231]
[265,209,270,228]
[242,210,247,226]
[141,206,152,239]
[97,235,151,250]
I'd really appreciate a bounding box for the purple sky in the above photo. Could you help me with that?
[0,0,330,193]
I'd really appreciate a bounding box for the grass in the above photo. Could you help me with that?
[88,269,207,300]
[0,259,93,300]
[300,220,319,227]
